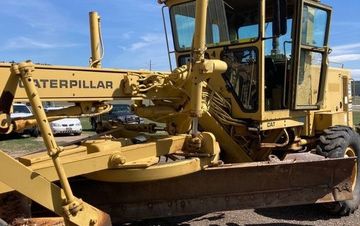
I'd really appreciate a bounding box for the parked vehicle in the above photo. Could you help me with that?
[90,104,144,131]
[10,103,39,137]
[50,118,82,136]
[45,107,83,136]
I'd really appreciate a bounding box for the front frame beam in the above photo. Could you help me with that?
[0,151,111,226]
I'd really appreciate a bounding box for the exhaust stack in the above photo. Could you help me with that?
[89,11,103,68]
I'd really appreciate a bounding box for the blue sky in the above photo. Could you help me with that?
[0,0,359,79]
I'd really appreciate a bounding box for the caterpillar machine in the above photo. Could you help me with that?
[0,0,359,225]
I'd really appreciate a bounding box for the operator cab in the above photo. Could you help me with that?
[166,0,331,121]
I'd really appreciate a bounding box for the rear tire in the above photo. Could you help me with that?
[90,117,97,131]
[317,126,360,215]
[30,128,39,138]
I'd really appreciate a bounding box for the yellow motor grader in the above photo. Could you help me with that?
[0,0,358,225]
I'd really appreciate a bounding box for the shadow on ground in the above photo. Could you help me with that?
[117,204,339,226]
[118,214,219,226]
[244,224,311,226]
[254,204,337,222]
[0,133,29,141]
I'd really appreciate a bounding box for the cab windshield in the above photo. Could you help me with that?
[170,0,260,51]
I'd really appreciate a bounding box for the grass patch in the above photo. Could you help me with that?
[80,117,92,131]
[353,112,360,125]
[0,135,45,157]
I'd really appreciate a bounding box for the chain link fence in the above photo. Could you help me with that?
[352,82,360,124]
[352,81,360,107]
[354,97,360,106]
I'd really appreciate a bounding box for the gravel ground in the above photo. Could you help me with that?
[124,205,360,226]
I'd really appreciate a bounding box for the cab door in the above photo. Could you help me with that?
[292,0,332,110]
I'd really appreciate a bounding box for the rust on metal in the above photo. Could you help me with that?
[94,211,112,226]
[11,217,65,226]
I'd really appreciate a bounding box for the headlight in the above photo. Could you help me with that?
[51,122,61,127]
[117,116,125,121]
[75,123,81,126]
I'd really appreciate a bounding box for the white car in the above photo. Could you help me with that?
[11,103,33,119]
[50,118,82,136]
[45,106,83,136]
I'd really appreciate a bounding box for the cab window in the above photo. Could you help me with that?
[170,0,260,51]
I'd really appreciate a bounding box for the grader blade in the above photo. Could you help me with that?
[66,154,356,223]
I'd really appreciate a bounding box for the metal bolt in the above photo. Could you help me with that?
[111,154,126,165]
[148,203,153,209]
[180,201,186,209]
[90,219,97,225]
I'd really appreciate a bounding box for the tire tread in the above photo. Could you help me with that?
[317,126,360,216]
